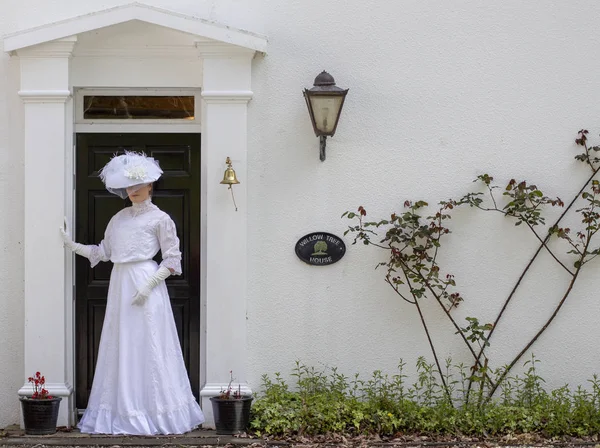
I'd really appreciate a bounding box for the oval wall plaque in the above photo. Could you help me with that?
[295,232,346,266]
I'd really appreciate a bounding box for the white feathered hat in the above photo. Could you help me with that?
[99,151,163,199]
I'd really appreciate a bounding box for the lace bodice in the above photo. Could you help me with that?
[88,199,182,275]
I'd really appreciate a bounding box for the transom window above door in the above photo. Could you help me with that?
[75,89,201,130]
[84,96,194,120]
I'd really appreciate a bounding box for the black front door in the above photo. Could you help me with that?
[75,133,201,410]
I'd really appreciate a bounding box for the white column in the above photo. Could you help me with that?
[16,36,76,428]
[196,42,254,427]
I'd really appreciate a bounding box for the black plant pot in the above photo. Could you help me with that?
[19,396,62,435]
[210,396,253,435]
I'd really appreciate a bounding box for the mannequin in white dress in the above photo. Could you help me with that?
[60,153,204,435]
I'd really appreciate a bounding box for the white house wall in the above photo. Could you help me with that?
[0,49,24,427]
[246,0,600,394]
[2,0,600,428]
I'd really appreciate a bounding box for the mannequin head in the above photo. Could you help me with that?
[126,183,152,203]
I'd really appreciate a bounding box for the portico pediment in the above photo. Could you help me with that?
[3,2,267,54]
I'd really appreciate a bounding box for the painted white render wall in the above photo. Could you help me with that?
[0,37,24,426]
[1,0,600,428]
[245,0,600,393]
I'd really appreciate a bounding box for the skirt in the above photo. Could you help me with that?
[78,260,205,435]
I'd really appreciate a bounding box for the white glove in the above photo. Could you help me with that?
[132,266,171,306]
[60,218,92,259]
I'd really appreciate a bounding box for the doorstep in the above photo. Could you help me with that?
[0,425,265,446]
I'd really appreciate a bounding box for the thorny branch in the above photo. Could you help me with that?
[343,129,600,405]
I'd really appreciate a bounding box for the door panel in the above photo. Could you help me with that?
[75,133,201,410]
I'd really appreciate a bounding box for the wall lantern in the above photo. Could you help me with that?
[303,70,349,161]
[220,156,240,211]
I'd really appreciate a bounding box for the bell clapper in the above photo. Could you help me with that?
[229,185,238,212]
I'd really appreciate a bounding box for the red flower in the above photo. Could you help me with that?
[27,371,52,399]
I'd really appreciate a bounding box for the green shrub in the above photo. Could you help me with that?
[249,359,600,437]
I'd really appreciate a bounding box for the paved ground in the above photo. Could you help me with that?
[0,425,269,448]
[2,426,600,448]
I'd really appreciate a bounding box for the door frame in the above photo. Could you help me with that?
[71,88,207,417]
[13,23,257,426]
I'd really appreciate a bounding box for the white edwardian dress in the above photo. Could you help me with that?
[77,198,205,435]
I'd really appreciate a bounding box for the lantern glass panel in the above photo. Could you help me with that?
[308,95,345,134]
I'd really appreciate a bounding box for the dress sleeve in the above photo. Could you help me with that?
[89,242,110,268]
[89,217,113,268]
[157,215,182,276]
